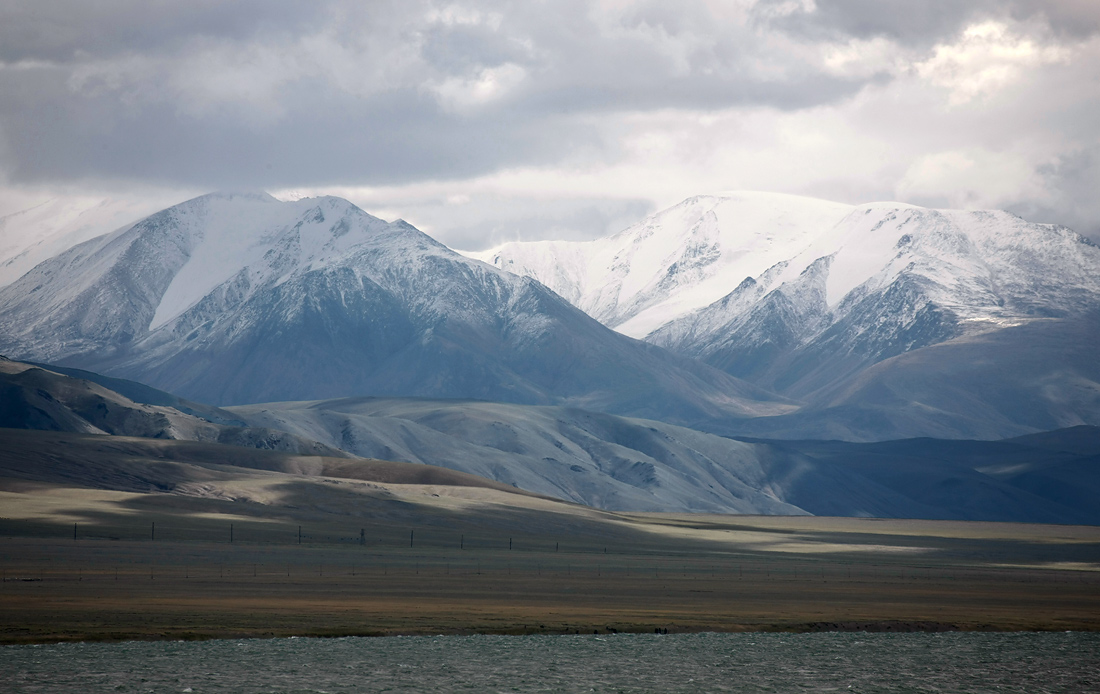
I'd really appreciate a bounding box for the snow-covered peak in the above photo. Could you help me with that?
[637,198,1100,405]
[471,191,854,337]
[757,205,1100,320]
[148,194,397,330]
[475,192,1100,346]
[198,190,280,203]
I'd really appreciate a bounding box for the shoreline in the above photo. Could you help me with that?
[6,622,1100,647]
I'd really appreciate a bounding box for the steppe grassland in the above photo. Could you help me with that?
[2,474,1098,642]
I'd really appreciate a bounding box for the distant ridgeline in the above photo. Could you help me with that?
[2,356,1099,525]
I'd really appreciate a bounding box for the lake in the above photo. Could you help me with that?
[3,631,1098,693]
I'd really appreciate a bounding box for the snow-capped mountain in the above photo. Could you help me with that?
[474,192,1100,400]
[648,203,1100,400]
[5,189,1097,442]
[468,192,855,338]
[0,192,787,423]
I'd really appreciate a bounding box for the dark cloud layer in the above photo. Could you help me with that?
[0,0,889,190]
[0,0,1096,241]
[0,1,324,62]
[0,67,580,189]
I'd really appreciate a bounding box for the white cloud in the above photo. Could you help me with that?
[896,148,1042,208]
[428,62,528,113]
[916,20,1072,105]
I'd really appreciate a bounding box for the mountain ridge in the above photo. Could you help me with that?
[0,192,786,428]
[3,354,1097,524]
[227,394,1100,524]
[474,192,1100,439]
[0,355,348,456]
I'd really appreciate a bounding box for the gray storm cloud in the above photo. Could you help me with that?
[0,0,1097,243]
[0,0,873,188]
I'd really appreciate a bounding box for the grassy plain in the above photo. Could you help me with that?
[2,499,1099,643]
[1,429,1098,643]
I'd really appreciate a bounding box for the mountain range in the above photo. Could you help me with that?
[474,192,1100,440]
[7,190,1098,444]
[0,192,784,428]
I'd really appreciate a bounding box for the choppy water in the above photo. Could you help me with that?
[3,632,1098,693]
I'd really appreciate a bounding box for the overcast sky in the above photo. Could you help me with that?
[1,0,1098,248]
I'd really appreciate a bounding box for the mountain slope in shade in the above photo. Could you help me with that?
[0,428,541,497]
[737,428,1100,525]
[0,356,348,456]
[0,192,787,425]
[725,314,1100,442]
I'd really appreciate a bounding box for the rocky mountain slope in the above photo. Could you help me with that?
[0,192,787,426]
[229,397,812,515]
